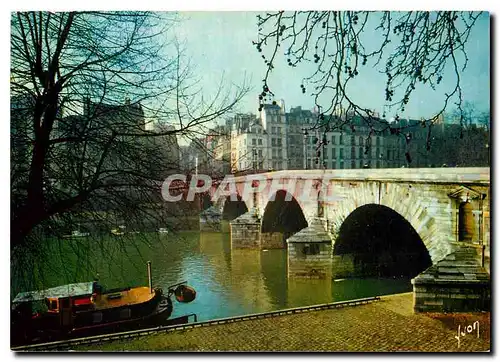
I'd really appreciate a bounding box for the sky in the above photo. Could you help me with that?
[0,2,497,361]
[172,11,490,121]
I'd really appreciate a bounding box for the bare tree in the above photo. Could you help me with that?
[449,101,490,128]
[10,11,248,291]
[254,11,484,134]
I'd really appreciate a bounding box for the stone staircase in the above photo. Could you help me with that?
[412,245,490,312]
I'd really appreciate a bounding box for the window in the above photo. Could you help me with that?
[277,139,282,147]
[376,160,380,168]
[359,147,364,159]
[277,127,281,134]
[359,137,364,146]
[351,135,355,145]
[50,300,58,310]
[332,148,336,159]
[302,243,320,256]
[272,127,276,133]
[332,161,336,169]
[351,147,355,159]
[252,139,256,146]
[340,161,344,169]
[376,137,380,146]
[351,160,356,169]
[272,138,276,146]
[331,135,336,145]
[340,134,344,145]
[258,139,263,145]
[339,148,344,159]
[258,149,263,157]
[272,149,276,157]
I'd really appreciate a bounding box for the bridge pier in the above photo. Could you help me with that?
[260,232,286,249]
[286,218,333,279]
[331,255,356,279]
[229,208,262,249]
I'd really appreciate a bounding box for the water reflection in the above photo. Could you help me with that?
[229,249,274,312]
[170,230,411,321]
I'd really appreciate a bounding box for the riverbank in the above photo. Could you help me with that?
[82,293,490,352]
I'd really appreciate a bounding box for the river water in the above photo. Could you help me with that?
[18,227,412,322]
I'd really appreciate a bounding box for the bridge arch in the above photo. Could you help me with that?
[333,204,432,278]
[200,192,213,210]
[326,182,455,264]
[220,194,248,221]
[260,190,308,248]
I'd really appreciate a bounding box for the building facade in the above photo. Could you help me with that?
[260,102,288,171]
[231,115,268,173]
[286,106,315,170]
[221,100,489,174]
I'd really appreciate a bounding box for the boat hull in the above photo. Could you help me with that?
[11,291,172,346]
[69,294,172,337]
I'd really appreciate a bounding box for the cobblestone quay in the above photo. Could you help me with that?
[88,293,490,352]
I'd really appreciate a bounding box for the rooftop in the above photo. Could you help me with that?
[13,282,95,303]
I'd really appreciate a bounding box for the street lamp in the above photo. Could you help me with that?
[302,128,309,170]
[322,133,328,169]
[252,147,257,172]
[485,143,490,166]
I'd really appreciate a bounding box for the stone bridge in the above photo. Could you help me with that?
[196,167,491,312]
[200,167,490,265]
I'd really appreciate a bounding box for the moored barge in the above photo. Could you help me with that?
[11,262,196,345]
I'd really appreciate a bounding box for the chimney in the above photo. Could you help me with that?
[279,99,286,113]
